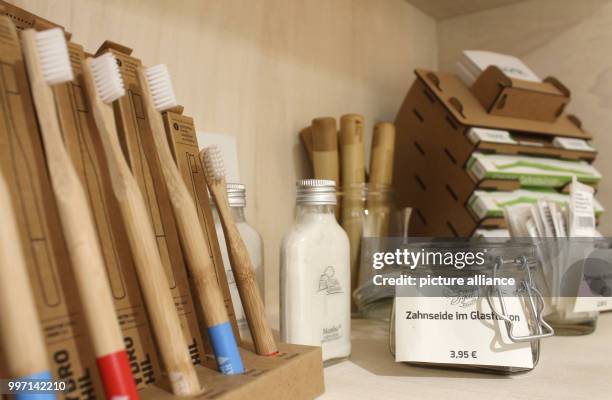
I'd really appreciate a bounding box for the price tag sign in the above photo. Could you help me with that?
[394,295,535,369]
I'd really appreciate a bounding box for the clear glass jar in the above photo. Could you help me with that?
[280,179,351,364]
[544,305,597,336]
[350,184,397,319]
[338,183,366,313]
[537,238,598,335]
[388,245,553,374]
[211,183,264,342]
[363,184,395,239]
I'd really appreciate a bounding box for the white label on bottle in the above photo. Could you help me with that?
[316,265,346,345]
[322,323,343,343]
[395,296,534,368]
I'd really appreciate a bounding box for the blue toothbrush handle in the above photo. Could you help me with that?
[14,370,57,400]
[208,322,245,374]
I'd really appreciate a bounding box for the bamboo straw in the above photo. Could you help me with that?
[366,122,396,237]
[339,114,366,305]
[299,126,314,164]
[311,117,340,183]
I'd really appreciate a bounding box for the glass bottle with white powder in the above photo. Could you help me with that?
[280,179,351,363]
[211,183,264,342]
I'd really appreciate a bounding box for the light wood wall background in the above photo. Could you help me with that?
[438,0,612,235]
[9,0,438,322]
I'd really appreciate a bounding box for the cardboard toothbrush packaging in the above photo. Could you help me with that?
[162,106,241,346]
[94,41,208,373]
[55,40,164,389]
[0,14,102,398]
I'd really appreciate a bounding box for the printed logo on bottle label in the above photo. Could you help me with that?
[322,324,343,343]
[318,266,343,295]
[443,287,479,307]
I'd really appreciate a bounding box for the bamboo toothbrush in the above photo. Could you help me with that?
[82,53,201,395]
[201,146,278,356]
[136,64,245,373]
[20,28,138,399]
[0,170,55,400]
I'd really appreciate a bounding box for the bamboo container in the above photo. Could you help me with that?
[339,114,366,304]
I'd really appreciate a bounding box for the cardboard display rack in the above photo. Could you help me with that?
[142,342,324,400]
[0,4,325,399]
[471,65,570,122]
[393,69,597,237]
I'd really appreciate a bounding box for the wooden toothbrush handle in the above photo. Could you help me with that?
[215,195,278,355]
[82,59,201,395]
[118,175,202,394]
[0,171,50,378]
[134,68,231,327]
[21,27,138,400]
[21,29,125,358]
[136,66,243,374]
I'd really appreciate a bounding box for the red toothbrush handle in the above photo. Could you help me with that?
[97,350,140,399]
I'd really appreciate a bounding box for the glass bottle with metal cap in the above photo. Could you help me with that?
[211,183,264,342]
[280,179,351,363]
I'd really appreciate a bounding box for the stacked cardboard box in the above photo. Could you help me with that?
[392,67,601,237]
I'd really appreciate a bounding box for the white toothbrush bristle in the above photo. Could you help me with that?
[202,146,225,182]
[35,28,73,85]
[145,64,177,111]
[90,53,125,103]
